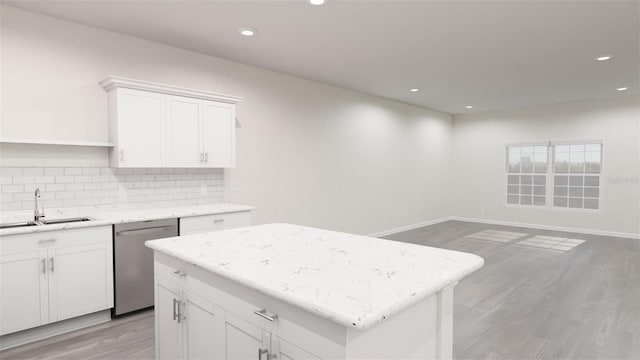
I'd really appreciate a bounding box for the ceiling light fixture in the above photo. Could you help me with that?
[309,0,326,5]
[465,105,473,109]
[410,88,419,92]
[617,87,629,91]
[238,28,257,37]
[596,56,612,61]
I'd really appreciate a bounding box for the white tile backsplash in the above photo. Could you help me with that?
[0,167,225,211]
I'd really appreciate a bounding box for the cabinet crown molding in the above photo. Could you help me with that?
[99,76,243,104]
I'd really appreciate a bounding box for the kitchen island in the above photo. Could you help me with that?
[146,223,483,359]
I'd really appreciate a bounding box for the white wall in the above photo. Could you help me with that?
[0,6,454,235]
[452,96,640,236]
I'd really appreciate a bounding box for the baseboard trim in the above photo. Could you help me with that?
[450,216,640,240]
[0,310,111,351]
[369,216,639,240]
[368,217,453,238]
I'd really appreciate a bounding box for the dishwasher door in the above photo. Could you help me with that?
[113,218,178,316]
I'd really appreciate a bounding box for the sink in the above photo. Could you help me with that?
[0,221,39,229]
[40,217,92,225]
[0,217,93,229]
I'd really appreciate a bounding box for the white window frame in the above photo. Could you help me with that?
[504,140,603,212]
[505,142,550,208]
[549,140,604,213]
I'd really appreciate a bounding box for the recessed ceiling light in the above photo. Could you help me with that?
[309,0,326,5]
[596,55,612,61]
[465,105,473,109]
[238,28,257,37]
[410,88,419,92]
[617,87,629,91]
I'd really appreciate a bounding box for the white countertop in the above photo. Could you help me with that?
[145,223,484,330]
[0,203,254,236]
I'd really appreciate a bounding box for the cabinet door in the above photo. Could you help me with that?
[48,243,113,322]
[156,278,184,360]
[0,251,49,335]
[118,89,164,167]
[225,312,269,359]
[272,335,322,360]
[185,292,225,359]
[201,101,235,168]
[165,95,203,167]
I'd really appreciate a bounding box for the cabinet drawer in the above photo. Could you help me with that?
[179,211,251,236]
[0,226,112,256]
[154,257,188,287]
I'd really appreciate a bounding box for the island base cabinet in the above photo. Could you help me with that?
[155,276,226,359]
[153,253,457,360]
[156,281,184,360]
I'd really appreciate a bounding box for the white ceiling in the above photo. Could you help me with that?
[3,0,639,114]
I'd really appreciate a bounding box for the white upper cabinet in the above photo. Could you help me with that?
[111,89,165,168]
[202,101,236,168]
[165,96,203,168]
[100,77,242,168]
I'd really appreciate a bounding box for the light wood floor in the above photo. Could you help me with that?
[2,220,638,359]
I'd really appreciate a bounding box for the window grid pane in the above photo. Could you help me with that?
[552,143,602,210]
[506,145,547,207]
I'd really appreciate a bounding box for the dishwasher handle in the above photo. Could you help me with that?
[115,225,176,237]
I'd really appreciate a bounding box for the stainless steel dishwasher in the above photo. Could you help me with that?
[113,218,178,316]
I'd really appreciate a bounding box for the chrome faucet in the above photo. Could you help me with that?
[34,188,45,222]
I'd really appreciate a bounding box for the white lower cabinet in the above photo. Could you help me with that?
[154,264,322,360]
[179,211,251,236]
[224,312,267,359]
[0,251,48,335]
[156,280,184,360]
[274,335,322,360]
[0,226,113,336]
[48,243,112,322]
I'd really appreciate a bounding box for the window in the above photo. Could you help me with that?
[552,143,602,209]
[506,142,602,210]
[506,145,548,206]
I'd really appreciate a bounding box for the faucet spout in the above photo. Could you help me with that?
[34,188,45,222]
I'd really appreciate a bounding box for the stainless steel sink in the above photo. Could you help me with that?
[0,221,39,229]
[0,217,93,229]
[40,217,92,225]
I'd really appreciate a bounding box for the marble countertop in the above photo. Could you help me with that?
[0,202,254,236]
[146,223,484,330]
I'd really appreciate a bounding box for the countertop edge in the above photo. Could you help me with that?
[0,204,254,236]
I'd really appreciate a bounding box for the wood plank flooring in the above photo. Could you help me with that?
[1,220,638,359]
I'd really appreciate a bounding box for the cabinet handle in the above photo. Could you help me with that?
[172,298,178,321]
[200,152,204,162]
[50,257,54,273]
[38,238,57,245]
[177,300,185,323]
[41,258,46,274]
[258,348,269,360]
[213,219,225,223]
[205,152,208,162]
[173,270,186,277]
[254,309,277,322]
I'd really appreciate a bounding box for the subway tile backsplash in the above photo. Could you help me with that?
[0,167,225,211]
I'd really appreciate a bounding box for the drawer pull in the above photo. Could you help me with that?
[253,309,277,322]
[38,238,57,244]
[173,298,178,321]
[41,258,46,274]
[213,219,225,223]
[173,270,186,277]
